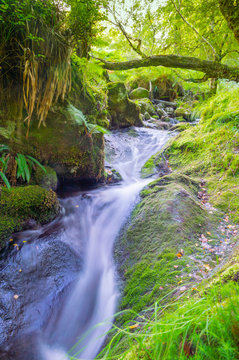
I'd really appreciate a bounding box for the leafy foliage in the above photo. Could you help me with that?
[0,144,46,187]
[66,0,107,58]
[67,104,109,135]
[0,0,71,134]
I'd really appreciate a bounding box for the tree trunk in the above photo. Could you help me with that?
[219,0,239,44]
[97,55,239,82]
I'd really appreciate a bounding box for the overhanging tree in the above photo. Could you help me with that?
[96,0,239,82]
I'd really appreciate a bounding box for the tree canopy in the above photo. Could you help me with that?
[94,0,239,82]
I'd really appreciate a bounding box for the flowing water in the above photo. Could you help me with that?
[0,127,169,360]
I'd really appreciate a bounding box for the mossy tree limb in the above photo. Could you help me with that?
[96,55,239,82]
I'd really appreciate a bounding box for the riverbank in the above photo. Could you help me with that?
[100,85,239,359]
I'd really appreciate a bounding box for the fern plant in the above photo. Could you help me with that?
[67,104,109,135]
[0,144,46,188]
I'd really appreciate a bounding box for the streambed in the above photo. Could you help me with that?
[0,127,170,360]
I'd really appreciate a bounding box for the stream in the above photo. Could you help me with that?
[0,126,169,360]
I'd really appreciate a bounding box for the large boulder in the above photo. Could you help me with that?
[10,110,105,183]
[114,172,222,320]
[107,82,143,129]
[0,186,60,249]
[129,87,150,100]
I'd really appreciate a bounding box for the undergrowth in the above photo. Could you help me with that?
[164,84,239,222]
[96,281,239,360]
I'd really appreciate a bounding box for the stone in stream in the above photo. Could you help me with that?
[0,234,82,358]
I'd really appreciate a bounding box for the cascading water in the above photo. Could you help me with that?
[0,127,169,360]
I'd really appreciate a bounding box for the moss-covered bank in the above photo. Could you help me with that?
[107,86,239,359]
[0,186,60,250]
[115,173,225,321]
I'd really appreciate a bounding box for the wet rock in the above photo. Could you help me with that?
[105,168,122,184]
[107,82,143,129]
[154,100,177,108]
[146,119,171,130]
[0,235,82,355]
[144,112,151,120]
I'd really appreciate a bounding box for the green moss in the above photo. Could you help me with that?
[129,87,149,100]
[115,175,220,321]
[164,86,239,222]
[0,185,60,249]
[132,98,156,116]
[141,154,157,178]
[107,82,143,129]
[33,165,58,191]
[170,122,193,132]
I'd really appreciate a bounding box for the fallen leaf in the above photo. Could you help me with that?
[75,205,79,208]
[177,253,182,258]
[19,269,22,273]
[129,323,139,329]
[13,295,19,300]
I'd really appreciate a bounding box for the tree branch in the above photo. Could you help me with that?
[95,54,239,82]
[171,0,216,56]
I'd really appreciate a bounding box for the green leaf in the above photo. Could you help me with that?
[0,171,10,189]
[26,155,46,173]
[67,104,88,127]
[16,154,28,181]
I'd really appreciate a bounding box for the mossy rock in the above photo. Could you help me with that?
[33,165,58,191]
[107,82,143,129]
[170,122,193,132]
[141,150,171,179]
[129,87,149,100]
[132,98,156,116]
[175,105,192,121]
[152,75,184,101]
[114,172,220,320]
[10,110,105,183]
[0,185,60,249]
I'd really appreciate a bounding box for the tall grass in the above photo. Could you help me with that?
[96,281,239,360]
